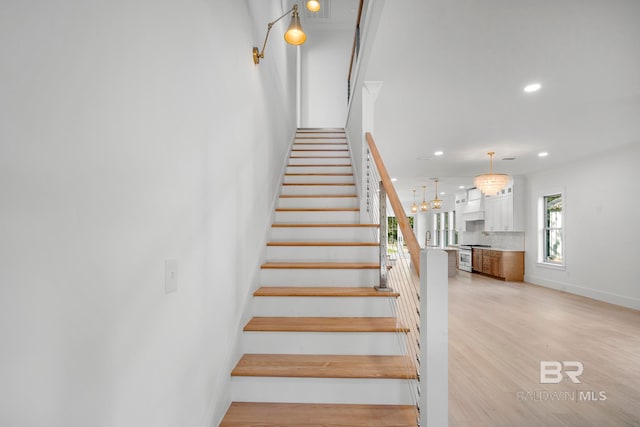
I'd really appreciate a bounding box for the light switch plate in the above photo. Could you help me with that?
[165,259,178,293]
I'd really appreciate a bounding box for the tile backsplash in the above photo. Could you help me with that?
[460,231,525,251]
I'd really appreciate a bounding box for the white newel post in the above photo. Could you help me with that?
[420,249,448,426]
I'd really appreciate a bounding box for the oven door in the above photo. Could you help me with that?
[459,249,472,272]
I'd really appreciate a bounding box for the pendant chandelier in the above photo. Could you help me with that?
[420,185,429,212]
[431,178,442,209]
[474,151,510,195]
[411,189,418,214]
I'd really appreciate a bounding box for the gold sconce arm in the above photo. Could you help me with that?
[253,4,305,64]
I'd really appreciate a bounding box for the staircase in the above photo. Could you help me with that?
[220,129,418,426]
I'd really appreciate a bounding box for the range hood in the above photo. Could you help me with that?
[463,188,484,221]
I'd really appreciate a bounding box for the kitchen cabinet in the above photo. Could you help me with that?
[472,248,524,281]
[454,191,467,232]
[472,249,483,272]
[483,177,524,232]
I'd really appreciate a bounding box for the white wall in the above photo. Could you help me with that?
[0,1,296,426]
[300,28,352,127]
[524,142,640,310]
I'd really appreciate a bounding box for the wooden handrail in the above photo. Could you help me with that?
[347,0,365,85]
[366,132,421,275]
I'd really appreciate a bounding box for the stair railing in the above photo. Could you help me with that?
[365,132,421,423]
[365,132,448,426]
[347,0,365,102]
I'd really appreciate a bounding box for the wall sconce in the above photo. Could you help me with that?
[253,4,306,64]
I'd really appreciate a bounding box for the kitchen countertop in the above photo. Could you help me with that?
[471,247,524,252]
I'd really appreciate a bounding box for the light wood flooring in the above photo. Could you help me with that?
[449,271,640,427]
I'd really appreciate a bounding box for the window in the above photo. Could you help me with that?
[433,211,457,247]
[543,193,563,264]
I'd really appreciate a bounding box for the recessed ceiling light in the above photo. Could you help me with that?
[524,83,542,93]
[458,185,465,189]
[440,192,445,195]
[434,150,444,156]
[538,152,549,157]
[391,177,398,182]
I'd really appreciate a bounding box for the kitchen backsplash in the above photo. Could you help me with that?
[460,231,525,250]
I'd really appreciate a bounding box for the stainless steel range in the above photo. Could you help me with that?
[458,244,491,272]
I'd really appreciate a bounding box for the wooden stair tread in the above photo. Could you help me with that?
[272,223,378,228]
[294,142,348,145]
[275,208,359,212]
[287,164,352,167]
[244,317,409,333]
[254,286,399,297]
[295,137,347,140]
[231,354,416,379]
[267,241,377,247]
[282,183,355,186]
[220,402,417,426]
[261,262,379,269]
[279,194,357,198]
[292,148,349,151]
[285,173,353,176]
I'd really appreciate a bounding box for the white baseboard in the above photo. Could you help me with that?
[524,274,640,311]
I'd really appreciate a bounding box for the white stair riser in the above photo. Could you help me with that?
[241,332,404,355]
[280,185,357,196]
[286,165,353,174]
[288,157,351,165]
[294,136,346,139]
[291,150,349,158]
[274,210,360,224]
[260,268,380,287]
[278,197,358,209]
[270,227,378,242]
[230,377,415,405]
[283,175,354,184]
[266,245,378,262]
[295,135,346,140]
[250,296,395,317]
[292,144,348,150]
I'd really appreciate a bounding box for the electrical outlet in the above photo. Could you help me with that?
[165,259,178,293]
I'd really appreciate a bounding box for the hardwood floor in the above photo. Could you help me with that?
[449,271,640,427]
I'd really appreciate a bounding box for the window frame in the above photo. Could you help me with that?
[537,189,565,269]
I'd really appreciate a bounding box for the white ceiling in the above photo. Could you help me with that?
[297,0,640,204]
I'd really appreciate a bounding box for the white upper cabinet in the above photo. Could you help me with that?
[454,191,467,232]
[483,176,525,232]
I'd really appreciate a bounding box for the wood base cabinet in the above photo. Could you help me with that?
[473,249,524,282]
